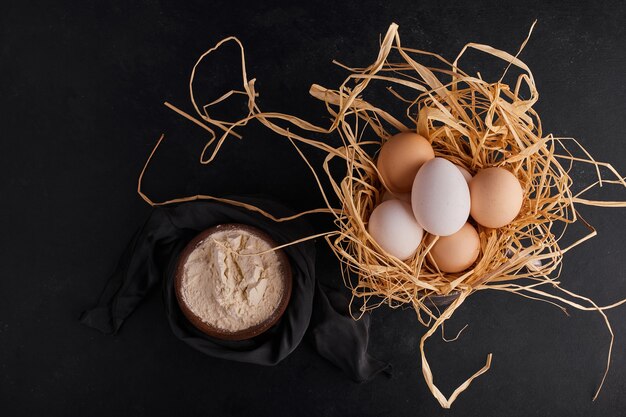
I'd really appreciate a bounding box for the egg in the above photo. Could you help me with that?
[411,157,471,236]
[368,200,424,260]
[376,131,435,193]
[469,167,523,228]
[427,222,480,273]
[381,190,411,203]
[455,164,473,183]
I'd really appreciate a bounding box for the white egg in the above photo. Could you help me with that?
[368,200,424,260]
[411,157,470,236]
[455,164,473,183]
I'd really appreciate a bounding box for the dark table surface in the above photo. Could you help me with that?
[2,1,626,416]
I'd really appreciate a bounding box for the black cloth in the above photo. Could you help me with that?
[80,198,391,382]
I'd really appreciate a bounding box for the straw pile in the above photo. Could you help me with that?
[139,23,626,408]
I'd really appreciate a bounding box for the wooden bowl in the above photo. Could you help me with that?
[174,223,292,341]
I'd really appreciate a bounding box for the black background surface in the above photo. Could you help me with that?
[2,1,626,416]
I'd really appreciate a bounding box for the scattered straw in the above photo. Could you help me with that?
[138,22,626,408]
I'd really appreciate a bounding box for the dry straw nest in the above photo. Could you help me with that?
[140,23,626,408]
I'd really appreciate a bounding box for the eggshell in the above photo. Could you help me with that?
[469,167,523,228]
[455,164,473,183]
[411,157,471,236]
[427,222,480,273]
[368,200,424,260]
[377,132,435,193]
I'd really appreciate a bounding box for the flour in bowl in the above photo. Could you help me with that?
[180,228,285,332]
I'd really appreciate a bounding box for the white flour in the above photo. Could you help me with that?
[181,229,284,332]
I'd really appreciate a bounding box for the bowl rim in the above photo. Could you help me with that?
[174,223,293,341]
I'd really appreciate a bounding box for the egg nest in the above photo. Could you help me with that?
[141,23,626,408]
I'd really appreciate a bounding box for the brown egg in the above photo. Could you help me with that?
[376,132,435,193]
[427,222,480,273]
[469,167,523,228]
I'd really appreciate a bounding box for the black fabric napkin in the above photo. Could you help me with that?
[80,198,391,382]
